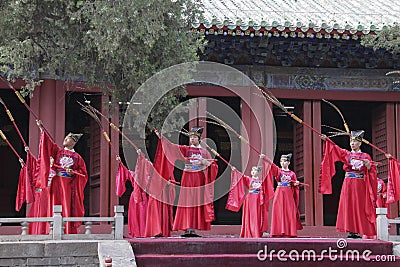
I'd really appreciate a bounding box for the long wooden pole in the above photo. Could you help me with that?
[322,98,399,162]
[0,97,27,147]
[205,113,274,165]
[83,102,141,152]
[0,130,24,166]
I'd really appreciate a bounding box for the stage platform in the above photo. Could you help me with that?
[127,225,399,267]
[0,224,398,266]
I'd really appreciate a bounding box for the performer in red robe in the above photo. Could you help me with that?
[226,156,274,238]
[32,120,88,234]
[376,178,389,212]
[387,157,400,205]
[116,154,149,238]
[270,153,302,237]
[319,130,377,238]
[144,140,177,237]
[158,127,218,237]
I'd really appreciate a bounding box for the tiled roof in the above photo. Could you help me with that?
[194,0,400,34]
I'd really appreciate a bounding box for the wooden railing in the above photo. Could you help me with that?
[0,205,124,241]
[376,208,400,241]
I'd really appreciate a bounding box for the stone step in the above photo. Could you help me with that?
[134,253,399,267]
[130,237,394,256]
[0,241,100,266]
[130,237,398,267]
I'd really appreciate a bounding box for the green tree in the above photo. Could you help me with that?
[361,23,400,85]
[0,0,205,133]
[361,24,400,55]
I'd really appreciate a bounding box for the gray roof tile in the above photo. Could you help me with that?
[196,0,400,33]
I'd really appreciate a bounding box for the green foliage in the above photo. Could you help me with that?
[0,0,205,132]
[361,24,400,54]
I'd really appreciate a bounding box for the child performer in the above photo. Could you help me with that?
[270,153,302,237]
[226,154,274,238]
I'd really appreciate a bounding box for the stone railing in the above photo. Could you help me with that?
[376,208,400,241]
[0,205,124,241]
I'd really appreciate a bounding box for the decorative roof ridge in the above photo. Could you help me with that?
[192,19,398,34]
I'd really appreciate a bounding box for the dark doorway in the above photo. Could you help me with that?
[206,96,241,225]
[0,90,30,218]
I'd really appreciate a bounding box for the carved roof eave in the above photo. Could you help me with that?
[192,19,396,38]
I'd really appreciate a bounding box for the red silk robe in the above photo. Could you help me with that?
[28,187,51,234]
[226,160,274,238]
[160,137,218,231]
[15,151,37,211]
[377,178,387,208]
[116,158,148,238]
[319,139,377,236]
[270,164,302,237]
[15,151,50,235]
[30,131,88,234]
[376,178,390,218]
[387,157,400,204]
[144,140,177,237]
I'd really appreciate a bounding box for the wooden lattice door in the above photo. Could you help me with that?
[371,104,391,180]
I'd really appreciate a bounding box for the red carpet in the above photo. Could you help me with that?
[128,226,399,267]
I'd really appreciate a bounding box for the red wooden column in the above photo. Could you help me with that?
[40,80,57,138]
[29,79,65,153]
[393,103,400,218]
[29,85,41,156]
[109,102,120,215]
[240,103,251,173]
[386,103,396,176]
[264,100,274,163]
[55,81,66,144]
[241,89,257,174]
[241,86,273,174]
[261,94,274,228]
[302,101,314,226]
[312,101,323,226]
[99,95,111,217]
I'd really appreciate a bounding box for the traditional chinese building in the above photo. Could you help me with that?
[187,0,400,227]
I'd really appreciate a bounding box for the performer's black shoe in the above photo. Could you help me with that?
[181,233,202,237]
[181,230,202,237]
[153,234,164,238]
[347,232,361,239]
